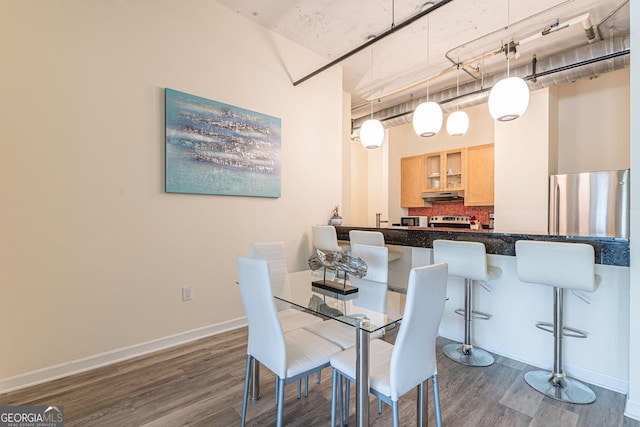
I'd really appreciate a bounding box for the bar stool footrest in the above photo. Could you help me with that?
[443,343,494,367]
[535,322,589,338]
[524,370,596,404]
[454,308,492,320]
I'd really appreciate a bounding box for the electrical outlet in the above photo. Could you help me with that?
[182,286,192,301]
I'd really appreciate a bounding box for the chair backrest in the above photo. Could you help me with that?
[250,241,288,283]
[237,256,286,377]
[389,262,448,400]
[433,239,489,281]
[350,243,388,284]
[349,230,385,247]
[312,225,342,252]
[515,240,597,292]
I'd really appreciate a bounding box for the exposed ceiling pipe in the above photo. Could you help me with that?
[443,0,575,76]
[292,0,455,87]
[518,13,597,46]
[351,35,629,131]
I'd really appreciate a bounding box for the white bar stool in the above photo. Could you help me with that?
[515,240,600,404]
[433,239,502,367]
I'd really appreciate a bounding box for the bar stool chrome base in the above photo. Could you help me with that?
[443,343,494,367]
[524,370,596,404]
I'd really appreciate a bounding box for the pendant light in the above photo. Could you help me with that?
[361,44,384,149]
[446,62,469,136]
[488,0,530,121]
[413,15,442,137]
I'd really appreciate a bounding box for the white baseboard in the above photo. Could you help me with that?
[437,331,629,394]
[625,398,640,421]
[0,317,247,394]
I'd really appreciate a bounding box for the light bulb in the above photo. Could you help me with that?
[446,111,469,136]
[488,76,530,121]
[412,101,443,137]
[360,119,384,149]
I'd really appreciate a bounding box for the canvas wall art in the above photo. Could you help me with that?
[165,88,281,197]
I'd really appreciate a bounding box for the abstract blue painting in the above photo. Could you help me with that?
[165,88,281,197]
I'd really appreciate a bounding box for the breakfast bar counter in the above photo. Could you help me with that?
[334,225,631,395]
[335,226,630,266]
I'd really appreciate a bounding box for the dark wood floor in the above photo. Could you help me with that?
[2,326,638,427]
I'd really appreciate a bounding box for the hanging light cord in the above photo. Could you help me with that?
[455,60,460,111]
[370,45,374,119]
[426,15,430,100]
[391,0,396,28]
[507,0,511,77]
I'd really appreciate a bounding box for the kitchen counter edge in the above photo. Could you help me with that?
[335,226,629,267]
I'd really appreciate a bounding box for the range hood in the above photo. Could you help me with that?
[421,191,464,202]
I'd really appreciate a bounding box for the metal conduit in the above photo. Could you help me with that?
[351,35,630,130]
[292,0,455,87]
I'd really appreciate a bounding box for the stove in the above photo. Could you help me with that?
[429,215,471,228]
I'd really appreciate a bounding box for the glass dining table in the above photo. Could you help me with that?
[267,269,407,427]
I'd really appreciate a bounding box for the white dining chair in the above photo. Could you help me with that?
[349,230,403,262]
[330,262,449,427]
[250,241,322,332]
[304,244,388,349]
[312,225,349,252]
[251,241,324,398]
[238,256,341,427]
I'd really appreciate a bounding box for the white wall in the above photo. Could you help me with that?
[627,0,640,419]
[558,68,630,173]
[0,0,343,382]
[494,88,557,233]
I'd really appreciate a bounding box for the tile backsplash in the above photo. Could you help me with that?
[408,201,494,225]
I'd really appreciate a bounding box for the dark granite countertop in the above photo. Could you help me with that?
[335,226,629,267]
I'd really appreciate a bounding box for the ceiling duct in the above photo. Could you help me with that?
[352,35,630,131]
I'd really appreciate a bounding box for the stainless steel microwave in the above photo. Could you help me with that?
[400,216,428,227]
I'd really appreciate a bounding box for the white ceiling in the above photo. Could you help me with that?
[215,0,629,119]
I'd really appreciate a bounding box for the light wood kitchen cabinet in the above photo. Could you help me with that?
[401,155,425,207]
[424,148,465,192]
[464,143,494,206]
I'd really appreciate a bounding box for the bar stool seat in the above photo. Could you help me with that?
[516,240,600,404]
[433,239,502,367]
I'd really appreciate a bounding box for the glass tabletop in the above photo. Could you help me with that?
[273,270,406,333]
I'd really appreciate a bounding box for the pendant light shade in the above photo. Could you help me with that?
[360,118,384,149]
[412,101,443,137]
[446,111,470,136]
[488,76,530,121]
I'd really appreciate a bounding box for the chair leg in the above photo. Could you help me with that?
[378,398,382,414]
[338,374,344,427]
[297,379,301,399]
[318,370,322,384]
[331,370,338,427]
[344,378,350,425]
[392,400,400,427]
[432,374,442,427]
[417,380,427,427]
[276,376,285,427]
[241,355,251,427]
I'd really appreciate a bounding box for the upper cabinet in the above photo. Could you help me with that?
[465,144,494,206]
[400,144,494,208]
[401,155,425,208]
[424,149,465,192]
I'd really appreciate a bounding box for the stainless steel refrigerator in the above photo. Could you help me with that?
[549,169,630,238]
